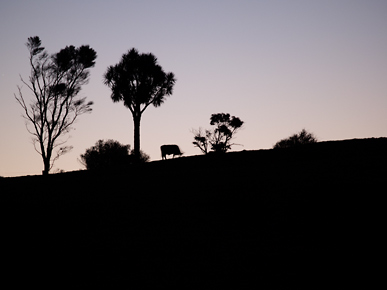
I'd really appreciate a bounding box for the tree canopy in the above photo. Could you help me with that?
[103,48,176,161]
[193,113,244,154]
[15,36,97,175]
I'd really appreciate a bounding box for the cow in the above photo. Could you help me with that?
[160,144,183,160]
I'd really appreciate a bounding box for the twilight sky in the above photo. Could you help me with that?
[1,0,386,176]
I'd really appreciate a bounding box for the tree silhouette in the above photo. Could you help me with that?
[103,48,176,162]
[15,36,97,175]
[193,113,244,154]
[79,139,149,171]
[273,129,317,149]
[192,127,212,154]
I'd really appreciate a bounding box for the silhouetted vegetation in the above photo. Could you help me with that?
[79,139,149,170]
[273,129,317,149]
[192,113,244,154]
[103,48,176,162]
[129,148,150,164]
[15,36,97,175]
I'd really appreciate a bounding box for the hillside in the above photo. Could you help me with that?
[1,137,386,287]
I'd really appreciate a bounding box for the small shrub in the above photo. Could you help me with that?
[273,129,317,149]
[130,149,150,163]
[80,139,149,171]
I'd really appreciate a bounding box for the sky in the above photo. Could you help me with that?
[1,0,386,177]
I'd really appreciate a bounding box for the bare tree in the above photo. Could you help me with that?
[191,127,212,154]
[15,36,97,175]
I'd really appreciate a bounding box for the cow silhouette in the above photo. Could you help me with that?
[161,145,183,160]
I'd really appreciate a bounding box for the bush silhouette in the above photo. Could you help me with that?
[273,129,317,149]
[80,139,149,170]
[192,113,244,154]
[129,148,150,163]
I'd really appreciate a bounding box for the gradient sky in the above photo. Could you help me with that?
[1,0,386,176]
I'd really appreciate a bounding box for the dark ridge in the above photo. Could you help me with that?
[1,137,385,287]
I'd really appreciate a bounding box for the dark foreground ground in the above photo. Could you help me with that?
[1,138,386,288]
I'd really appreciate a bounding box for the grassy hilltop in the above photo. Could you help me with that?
[1,137,386,287]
